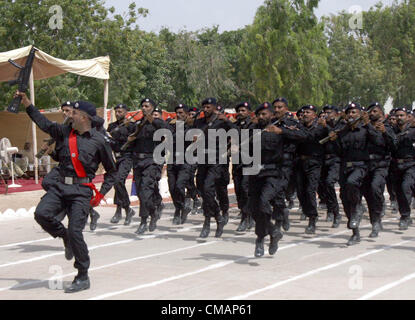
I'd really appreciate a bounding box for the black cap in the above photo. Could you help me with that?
[323,105,339,112]
[272,97,288,106]
[73,101,96,117]
[235,102,251,111]
[301,105,318,112]
[394,106,409,114]
[61,101,75,109]
[189,107,199,113]
[367,102,383,113]
[140,98,157,107]
[114,104,129,111]
[255,102,272,115]
[345,102,362,113]
[175,104,189,113]
[201,98,217,107]
[152,107,163,115]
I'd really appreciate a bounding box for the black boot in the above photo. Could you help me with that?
[222,211,229,225]
[64,275,90,293]
[149,213,159,232]
[173,209,181,225]
[89,209,100,231]
[156,203,165,220]
[349,209,361,229]
[181,205,192,224]
[369,221,381,238]
[135,218,148,235]
[199,217,211,238]
[124,207,136,226]
[269,229,283,255]
[110,206,122,224]
[347,228,361,246]
[282,209,290,231]
[236,218,248,232]
[326,211,334,222]
[215,214,226,238]
[391,200,398,214]
[62,230,73,261]
[399,216,412,231]
[305,216,317,234]
[254,237,265,258]
[247,215,255,230]
[332,214,342,228]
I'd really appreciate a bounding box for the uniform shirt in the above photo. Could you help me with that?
[131,118,168,154]
[324,119,343,157]
[366,121,396,157]
[233,116,255,167]
[392,123,415,159]
[288,119,327,158]
[26,104,117,195]
[107,119,136,153]
[166,119,193,164]
[273,112,308,155]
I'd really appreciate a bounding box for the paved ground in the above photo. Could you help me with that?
[0,192,414,301]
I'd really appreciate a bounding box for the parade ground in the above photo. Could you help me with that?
[0,181,414,301]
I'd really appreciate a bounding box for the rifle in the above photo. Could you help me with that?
[35,116,72,159]
[319,116,362,145]
[7,46,37,113]
[108,109,142,136]
[120,115,149,152]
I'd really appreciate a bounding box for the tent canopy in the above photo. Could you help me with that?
[0,46,110,82]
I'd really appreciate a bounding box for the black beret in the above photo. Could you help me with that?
[189,107,199,113]
[394,106,409,113]
[152,107,163,115]
[235,102,251,111]
[114,104,129,111]
[272,97,288,106]
[366,102,383,113]
[323,105,339,112]
[175,104,189,113]
[73,101,96,117]
[255,102,273,115]
[61,101,75,109]
[201,98,217,106]
[140,98,157,107]
[301,105,318,112]
[345,102,362,113]
[297,107,305,114]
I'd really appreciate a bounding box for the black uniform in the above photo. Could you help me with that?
[232,116,255,231]
[248,122,285,257]
[26,104,117,280]
[320,119,342,225]
[131,117,168,234]
[166,120,194,224]
[391,123,415,229]
[291,119,327,233]
[108,119,136,220]
[193,114,235,238]
[361,121,396,235]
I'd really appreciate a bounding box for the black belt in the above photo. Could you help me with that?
[369,154,386,161]
[344,161,366,168]
[261,164,279,170]
[394,158,415,164]
[299,155,321,160]
[325,154,338,160]
[134,152,153,159]
[60,175,92,185]
[282,153,294,160]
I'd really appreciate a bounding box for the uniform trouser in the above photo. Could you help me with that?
[167,163,193,211]
[286,163,297,201]
[361,163,388,224]
[154,164,164,207]
[186,165,199,200]
[386,164,396,202]
[391,162,415,218]
[232,165,250,218]
[133,157,162,219]
[34,183,92,273]
[272,163,292,221]
[196,164,222,218]
[339,162,367,229]
[215,163,230,213]
[296,158,322,218]
[249,175,283,239]
[320,158,341,216]
[113,156,133,208]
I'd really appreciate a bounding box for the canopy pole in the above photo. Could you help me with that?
[103,79,109,129]
[29,68,38,184]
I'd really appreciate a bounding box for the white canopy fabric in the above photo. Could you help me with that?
[0,46,110,81]
[0,46,110,186]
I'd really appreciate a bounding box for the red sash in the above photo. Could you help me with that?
[68,129,105,202]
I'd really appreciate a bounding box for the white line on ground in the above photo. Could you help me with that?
[227,239,414,300]
[86,222,392,300]
[357,271,415,300]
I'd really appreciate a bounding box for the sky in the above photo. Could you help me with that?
[103,0,399,33]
